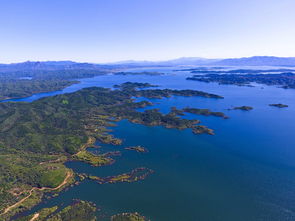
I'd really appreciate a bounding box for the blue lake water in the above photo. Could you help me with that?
[12,68,295,220]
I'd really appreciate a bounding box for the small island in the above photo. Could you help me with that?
[125,146,149,153]
[193,125,215,135]
[229,106,253,111]
[269,103,288,108]
[83,167,154,184]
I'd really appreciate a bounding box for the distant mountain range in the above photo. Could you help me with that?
[212,56,295,66]
[113,56,295,67]
[108,57,220,66]
[0,61,109,72]
[1,56,295,72]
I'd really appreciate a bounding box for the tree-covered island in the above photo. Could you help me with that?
[269,103,288,108]
[125,146,149,153]
[228,106,254,111]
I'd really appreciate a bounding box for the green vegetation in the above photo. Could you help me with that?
[0,68,113,101]
[135,89,223,99]
[46,200,96,221]
[83,167,154,184]
[16,206,58,221]
[115,82,223,98]
[0,152,68,212]
[114,82,158,90]
[269,103,288,108]
[17,200,147,221]
[16,200,96,221]
[0,82,222,219]
[74,150,114,166]
[95,134,123,145]
[40,168,67,188]
[111,212,147,221]
[183,107,229,119]
[0,80,77,101]
[0,69,109,81]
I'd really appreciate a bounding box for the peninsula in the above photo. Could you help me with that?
[0,82,223,220]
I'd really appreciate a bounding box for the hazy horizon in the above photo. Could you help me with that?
[2,55,295,65]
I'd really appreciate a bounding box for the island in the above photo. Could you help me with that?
[269,103,288,108]
[229,106,253,111]
[125,146,149,153]
[183,107,229,119]
[0,82,223,220]
[186,72,295,89]
[187,68,295,74]
[82,167,154,184]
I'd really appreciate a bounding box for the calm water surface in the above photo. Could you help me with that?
[13,68,295,220]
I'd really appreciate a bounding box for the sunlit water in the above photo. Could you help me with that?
[11,68,295,221]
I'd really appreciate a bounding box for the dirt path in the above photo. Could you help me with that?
[39,170,72,191]
[30,213,39,221]
[1,137,92,217]
[0,171,72,216]
[74,136,96,156]
[39,157,63,165]
[1,188,37,216]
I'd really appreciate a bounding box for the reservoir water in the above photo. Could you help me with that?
[12,68,295,220]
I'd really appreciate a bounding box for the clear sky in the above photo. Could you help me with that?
[0,0,295,63]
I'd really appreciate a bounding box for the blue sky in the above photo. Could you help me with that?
[0,0,295,63]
